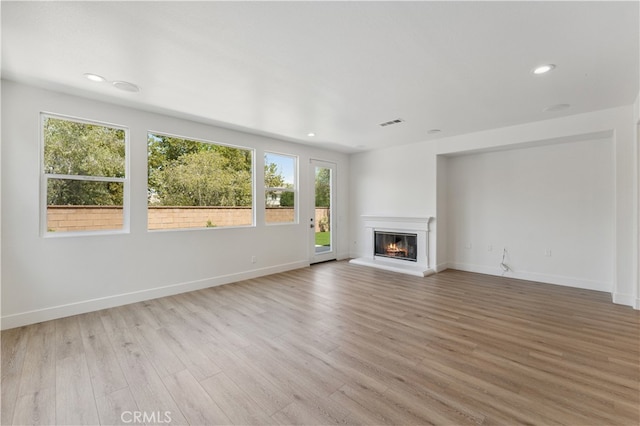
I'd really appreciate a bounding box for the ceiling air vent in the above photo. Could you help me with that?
[379,118,405,127]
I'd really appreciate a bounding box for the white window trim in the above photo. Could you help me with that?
[40,112,130,237]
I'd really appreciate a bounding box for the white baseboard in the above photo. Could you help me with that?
[1,260,309,330]
[337,251,351,261]
[434,263,449,273]
[447,262,612,293]
[612,292,639,309]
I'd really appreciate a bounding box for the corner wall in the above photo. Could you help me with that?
[1,80,350,329]
[350,105,638,308]
[445,137,614,291]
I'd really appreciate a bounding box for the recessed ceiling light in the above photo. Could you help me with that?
[427,129,442,135]
[84,73,106,82]
[112,81,140,93]
[532,64,556,75]
[307,132,316,137]
[543,103,571,112]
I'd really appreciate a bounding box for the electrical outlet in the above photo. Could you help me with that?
[487,244,493,251]
[251,256,257,263]
[544,249,552,257]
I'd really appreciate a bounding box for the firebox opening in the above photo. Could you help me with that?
[374,231,418,262]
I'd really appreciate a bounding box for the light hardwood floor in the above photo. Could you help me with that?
[2,261,639,425]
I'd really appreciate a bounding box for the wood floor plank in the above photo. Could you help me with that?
[329,383,433,425]
[200,371,275,425]
[55,353,100,425]
[99,307,128,336]
[142,297,188,329]
[54,315,84,361]
[108,327,188,425]
[11,322,57,424]
[12,387,56,425]
[157,325,221,381]
[15,321,56,397]
[162,369,231,425]
[188,309,252,350]
[119,301,162,330]
[271,399,346,426]
[77,310,108,339]
[82,329,128,398]
[2,261,638,425]
[1,326,29,425]
[95,387,139,426]
[275,330,388,395]
[130,324,185,378]
[240,339,346,398]
[421,353,577,425]
[197,346,292,416]
[234,344,351,423]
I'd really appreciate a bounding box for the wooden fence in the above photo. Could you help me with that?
[47,206,330,232]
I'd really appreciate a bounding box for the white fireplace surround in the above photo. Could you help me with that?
[350,215,435,277]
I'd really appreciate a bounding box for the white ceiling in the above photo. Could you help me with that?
[2,1,638,153]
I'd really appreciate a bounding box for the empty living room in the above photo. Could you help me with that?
[1,1,639,425]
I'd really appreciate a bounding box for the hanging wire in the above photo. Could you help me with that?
[500,248,509,276]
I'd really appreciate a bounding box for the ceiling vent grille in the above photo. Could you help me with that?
[378,118,405,127]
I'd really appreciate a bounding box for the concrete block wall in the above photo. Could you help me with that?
[47,206,330,232]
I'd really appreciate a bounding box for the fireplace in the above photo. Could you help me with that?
[349,215,435,277]
[374,231,417,262]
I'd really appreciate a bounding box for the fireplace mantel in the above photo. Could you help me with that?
[350,215,435,277]
[361,215,432,232]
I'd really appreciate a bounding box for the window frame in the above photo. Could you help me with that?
[40,112,130,237]
[264,151,298,226]
[146,130,256,232]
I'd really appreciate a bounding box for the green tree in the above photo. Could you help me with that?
[44,117,125,205]
[265,160,295,207]
[280,189,294,207]
[315,167,331,207]
[264,162,285,188]
[150,136,252,206]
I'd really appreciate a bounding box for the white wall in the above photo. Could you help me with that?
[635,92,640,309]
[435,155,448,271]
[445,138,614,291]
[350,105,638,308]
[349,141,438,267]
[1,80,350,329]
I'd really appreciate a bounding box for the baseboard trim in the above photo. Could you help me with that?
[447,262,612,293]
[337,251,351,261]
[1,260,309,330]
[612,292,639,309]
[434,263,449,273]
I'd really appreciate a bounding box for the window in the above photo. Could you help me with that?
[265,152,296,224]
[147,133,253,230]
[42,115,127,234]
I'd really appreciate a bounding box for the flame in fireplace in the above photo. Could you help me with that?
[386,243,408,256]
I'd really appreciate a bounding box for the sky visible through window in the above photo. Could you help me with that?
[265,153,295,185]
